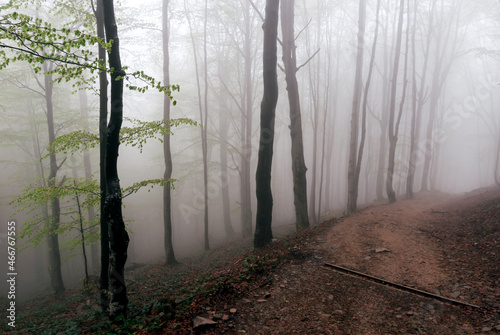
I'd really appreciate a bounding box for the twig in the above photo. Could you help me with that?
[323,263,482,310]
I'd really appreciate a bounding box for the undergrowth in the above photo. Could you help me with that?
[1,235,298,334]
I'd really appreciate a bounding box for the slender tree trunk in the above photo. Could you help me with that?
[495,132,500,185]
[406,0,434,199]
[44,67,65,294]
[346,0,366,213]
[202,0,210,250]
[73,179,89,291]
[94,0,110,312]
[216,48,235,237]
[240,0,253,237]
[79,91,99,271]
[375,6,394,201]
[386,0,406,203]
[318,50,332,222]
[420,0,460,191]
[184,0,210,250]
[355,0,381,207]
[255,0,279,248]
[162,0,177,265]
[308,0,321,226]
[219,110,235,237]
[281,0,309,231]
[102,0,129,319]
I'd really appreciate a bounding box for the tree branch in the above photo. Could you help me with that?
[248,0,264,22]
[296,48,320,73]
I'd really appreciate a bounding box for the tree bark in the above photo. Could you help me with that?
[356,0,381,206]
[308,0,323,225]
[102,0,129,319]
[162,0,177,265]
[406,0,434,199]
[386,0,405,203]
[202,0,210,251]
[281,0,309,231]
[44,67,65,294]
[495,132,500,185]
[420,0,459,191]
[240,0,253,237]
[79,90,99,271]
[346,0,366,213]
[184,0,210,250]
[254,0,279,248]
[94,0,110,312]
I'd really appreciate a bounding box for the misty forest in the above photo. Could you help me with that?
[1,0,500,333]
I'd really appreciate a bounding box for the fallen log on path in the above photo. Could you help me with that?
[323,263,482,310]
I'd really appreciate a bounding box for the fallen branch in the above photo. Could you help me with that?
[431,209,448,214]
[323,263,482,310]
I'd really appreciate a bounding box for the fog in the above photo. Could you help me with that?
[1,0,500,300]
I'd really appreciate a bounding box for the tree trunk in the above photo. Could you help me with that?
[44,67,65,294]
[102,0,129,319]
[216,49,235,237]
[318,46,332,223]
[239,0,254,238]
[495,132,500,185]
[346,0,366,214]
[162,0,177,265]
[355,0,381,207]
[375,6,394,201]
[202,0,210,251]
[79,90,99,271]
[184,0,210,249]
[281,0,309,231]
[386,0,405,204]
[406,0,434,199]
[420,0,460,191]
[254,0,279,248]
[95,0,110,312]
[308,0,322,226]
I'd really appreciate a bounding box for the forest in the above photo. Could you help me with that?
[1,0,499,333]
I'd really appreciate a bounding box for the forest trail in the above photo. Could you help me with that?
[325,191,457,294]
[8,188,499,334]
[203,187,500,334]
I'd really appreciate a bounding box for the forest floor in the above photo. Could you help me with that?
[4,186,500,334]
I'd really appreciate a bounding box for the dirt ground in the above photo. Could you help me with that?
[192,188,500,334]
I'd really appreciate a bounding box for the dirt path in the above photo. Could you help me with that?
[201,189,500,334]
[325,192,456,294]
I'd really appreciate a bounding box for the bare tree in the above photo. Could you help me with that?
[43,65,65,294]
[386,0,406,203]
[102,0,129,319]
[255,0,279,248]
[162,0,177,265]
[406,0,435,199]
[92,0,110,312]
[281,0,309,231]
[347,0,382,212]
[185,0,210,250]
[240,0,255,237]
